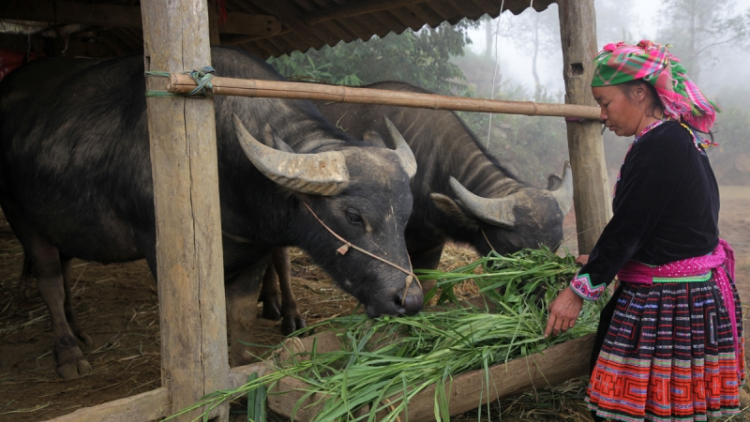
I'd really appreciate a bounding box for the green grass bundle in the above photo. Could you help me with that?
[169,248,608,422]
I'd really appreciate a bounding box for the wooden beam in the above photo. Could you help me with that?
[140,0,228,421]
[168,74,602,119]
[43,388,170,422]
[45,362,274,422]
[557,0,612,254]
[0,0,279,36]
[268,333,595,421]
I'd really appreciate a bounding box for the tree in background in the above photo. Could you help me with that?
[495,8,560,101]
[595,0,637,46]
[267,21,475,95]
[656,0,749,83]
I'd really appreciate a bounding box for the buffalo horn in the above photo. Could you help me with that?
[449,177,516,227]
[232,114,349,196]
[384,117,418,179]
[550,162,574,214]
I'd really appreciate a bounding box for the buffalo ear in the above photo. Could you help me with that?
[261,124,295,153]
[547,174,562,190]
[362,130,388,148]
[430,193,479,230]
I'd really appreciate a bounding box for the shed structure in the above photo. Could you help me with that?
[0,0,610,420]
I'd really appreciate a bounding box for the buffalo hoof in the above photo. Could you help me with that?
[55,334,92,380]
[261,298,282,321]
[57,358,92,380]
[281,313,306,336]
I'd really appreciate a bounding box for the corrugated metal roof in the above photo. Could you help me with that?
[0,0,556,59]
[231,0,556,58]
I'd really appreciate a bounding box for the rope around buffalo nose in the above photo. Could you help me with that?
[302,202,421,306]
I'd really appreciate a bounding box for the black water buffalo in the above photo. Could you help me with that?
[0,48,422,380]
[314,82,573,288]
[260,82,574,326]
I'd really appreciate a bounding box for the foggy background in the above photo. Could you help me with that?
[269,0,750,190]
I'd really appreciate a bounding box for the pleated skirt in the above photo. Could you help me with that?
[586,277,745,422]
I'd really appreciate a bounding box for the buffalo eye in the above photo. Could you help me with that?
[345,209,364,226]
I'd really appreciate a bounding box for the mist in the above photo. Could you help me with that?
[455,0,750,188]
[466,0,750,100]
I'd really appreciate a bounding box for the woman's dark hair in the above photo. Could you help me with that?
[617,79,715,143]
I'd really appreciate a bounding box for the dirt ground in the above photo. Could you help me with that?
[1,185,749,422]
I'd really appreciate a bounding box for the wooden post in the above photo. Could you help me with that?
[140,0,228,420]
[557,0,612,254]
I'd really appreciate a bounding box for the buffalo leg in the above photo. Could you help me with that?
[0,199,92,380]
[60,256,93,348]
[409,243,445,295]
[258,258,282,321]
[272,248,305,335]
[29,236,92,379]
[225,257,268,367]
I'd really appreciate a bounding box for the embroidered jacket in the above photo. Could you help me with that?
[571,121,720,300]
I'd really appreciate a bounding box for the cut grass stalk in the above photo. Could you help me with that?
[169,247,607,422]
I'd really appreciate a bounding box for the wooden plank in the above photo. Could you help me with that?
[0,0,279,36]
[140,0,228,421]
[557,0,612,254]
[44,362,277,422]
[45,388,170,422]
[268,334,595,421]
[168,74,602,119]
[398,334,595,421]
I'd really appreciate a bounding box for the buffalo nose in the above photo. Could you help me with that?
[403,291,423,315]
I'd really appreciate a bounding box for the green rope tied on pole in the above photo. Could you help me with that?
[143,67,215,98]
[144,71,171,78]
[186,66,215,97]
[144,70,175,97]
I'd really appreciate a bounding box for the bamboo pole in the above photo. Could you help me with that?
[167,74,601,119]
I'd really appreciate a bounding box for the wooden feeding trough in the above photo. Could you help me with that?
[263,319,595,421]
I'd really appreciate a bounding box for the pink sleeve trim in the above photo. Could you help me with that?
[570,271,606,301]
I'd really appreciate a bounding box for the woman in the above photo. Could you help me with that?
[545,40,745,422]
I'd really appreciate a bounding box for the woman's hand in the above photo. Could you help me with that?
[575,255,590,266]
[544,286,584,338]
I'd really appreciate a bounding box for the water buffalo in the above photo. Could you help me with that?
[260,81,574,327]
[313,82,573,291]
[0,48,422,380]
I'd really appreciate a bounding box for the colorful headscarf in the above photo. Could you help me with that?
[591,40,719,133]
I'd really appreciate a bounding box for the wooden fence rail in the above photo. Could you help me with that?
[167,74,602,120]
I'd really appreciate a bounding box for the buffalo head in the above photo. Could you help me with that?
[430,162,573,256]
[233,115,423,317]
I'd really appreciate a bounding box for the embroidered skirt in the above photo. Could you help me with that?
[586,277,745,422]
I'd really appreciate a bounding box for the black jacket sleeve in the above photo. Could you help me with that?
[574,122,717,296]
